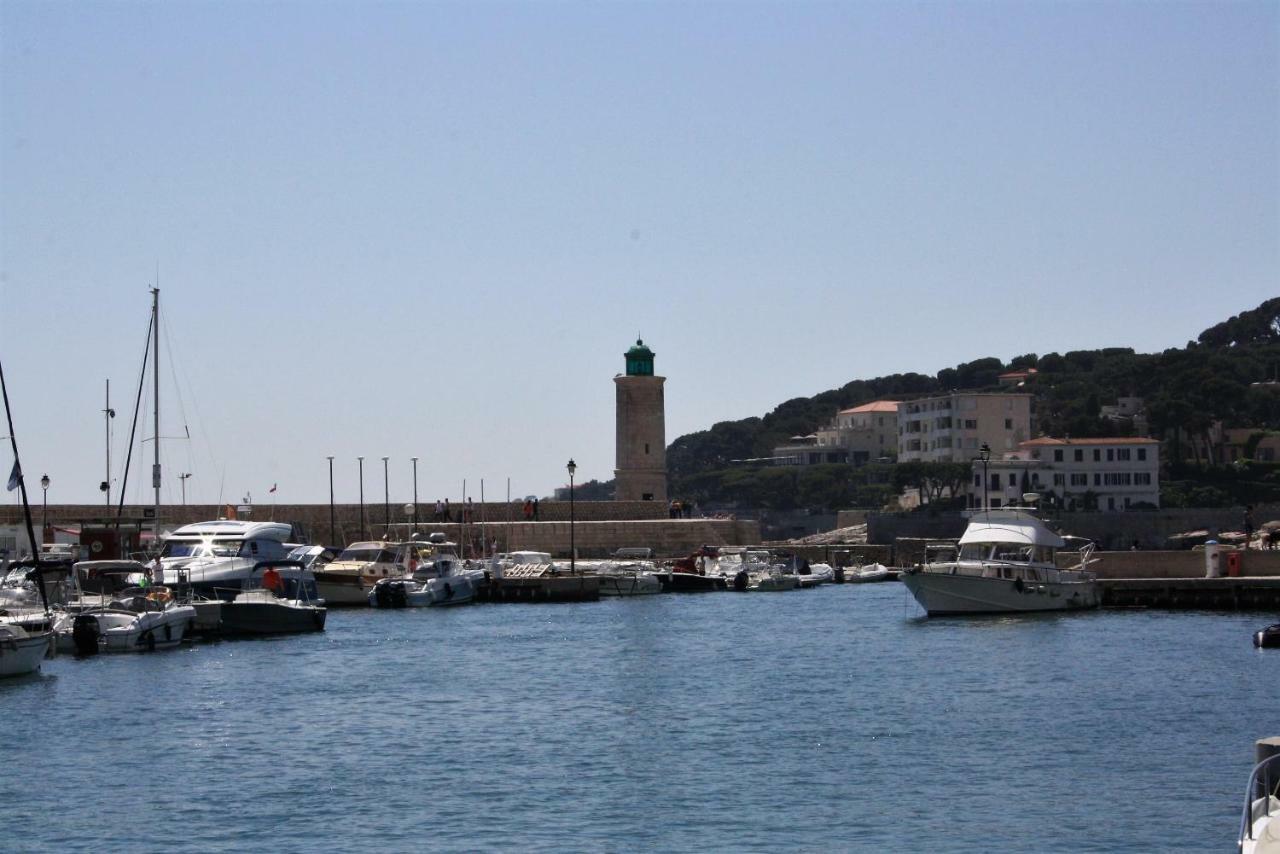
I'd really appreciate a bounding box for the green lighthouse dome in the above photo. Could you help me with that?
[624,338,655,377]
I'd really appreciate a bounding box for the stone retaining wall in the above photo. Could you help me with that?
[869,504,1280,550]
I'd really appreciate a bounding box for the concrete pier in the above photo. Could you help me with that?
[1100,577,1280,609]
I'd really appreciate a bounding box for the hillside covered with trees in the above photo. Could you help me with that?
[666,298,1280,512]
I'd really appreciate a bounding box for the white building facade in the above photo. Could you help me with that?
[967,436,1161,511]
[899,393,1033,463]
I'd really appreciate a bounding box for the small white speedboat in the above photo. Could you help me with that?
[848,563,893,583]
[796,563,835,588]
[0,624,54,677]
[53,589,196,655]
[369,557,484,607]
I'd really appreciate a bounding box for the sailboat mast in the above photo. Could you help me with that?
[0,358,50,613]
[151,286,161,547]
[104,378,111,507]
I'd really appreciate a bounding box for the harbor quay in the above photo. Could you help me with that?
[0,501,761,559]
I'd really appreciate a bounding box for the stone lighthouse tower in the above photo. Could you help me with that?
[614,338,667,503]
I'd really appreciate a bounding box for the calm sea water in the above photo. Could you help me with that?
[4,584,1277,852]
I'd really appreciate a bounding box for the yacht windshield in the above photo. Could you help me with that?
[337,547,396,564]
[959,543,1053,563]
[161,539,245,558]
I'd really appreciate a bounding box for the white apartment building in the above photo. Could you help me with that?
[967,436,1161,511]
[898,392,1033,463]
[814,400,900,465]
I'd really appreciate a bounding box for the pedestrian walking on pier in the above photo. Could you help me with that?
[1244,505,1256,550]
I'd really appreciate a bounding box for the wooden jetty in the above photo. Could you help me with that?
[1100,577,1280,610]
[475,567,599,603]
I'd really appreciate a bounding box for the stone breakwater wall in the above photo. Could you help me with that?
[868,504,1280,550]
[4,502,757,559]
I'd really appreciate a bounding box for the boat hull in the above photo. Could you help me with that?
[54,606,196,654]
[219,602,326,635]
[654,572,728,593]
[315,575,373,606]
[597,574,663,596]
[0,630,52,677]
[902,570,1100,616]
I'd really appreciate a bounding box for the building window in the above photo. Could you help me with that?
[1031,472,1040,484]
[1107,449,1114,462]
[991,474,1001,489]
[964,419,977,429]
[1108,497,1115,510]
[1053,473,1065,486]
[1071,473,1087,486]
[645,443,650,454]
[1094,473,1101,486]
[1134,472,1152,485]
[1053,449,1063,462]
[1093,449,1101,462]
[974,474,981,486]
[1137,448,1147,461]
[1074,449,1083,462]
[1117,448,1131,461]
[1005,419,1013,429]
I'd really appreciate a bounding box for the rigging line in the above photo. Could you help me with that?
[159,303,218,494]
[114,309,154,534]
[158,311,198,493]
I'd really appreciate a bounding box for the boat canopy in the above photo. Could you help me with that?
[958,518,1065,549]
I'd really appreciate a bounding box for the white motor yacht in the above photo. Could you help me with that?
[901,507,1099,616]
[0,623,54,677]
[1240,750,1280,853]
[156,521,295,601]
[368,554,484,607]
[313,540,418,605]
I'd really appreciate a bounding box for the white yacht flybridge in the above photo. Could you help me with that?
[156,520,294,601]
[901,502,1100,616]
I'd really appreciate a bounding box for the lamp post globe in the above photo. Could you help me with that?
[40,474,50,540]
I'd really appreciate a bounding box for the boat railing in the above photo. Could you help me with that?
[1240,752,1280,848]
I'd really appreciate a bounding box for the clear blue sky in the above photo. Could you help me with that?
[2,1,1276,506]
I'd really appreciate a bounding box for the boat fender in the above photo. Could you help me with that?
[1013,577,1025,593]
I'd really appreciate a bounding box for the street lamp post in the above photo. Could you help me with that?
[40,474,49,543]
[327,456,336,545]
[411,457,419,536]
[357,456,366,540]
[381,456,389,536]
[566,458,576,574]
[178,472,192,506]
[979,443,991,510]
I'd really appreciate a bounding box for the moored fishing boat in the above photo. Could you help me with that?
[901,507,1099,616]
